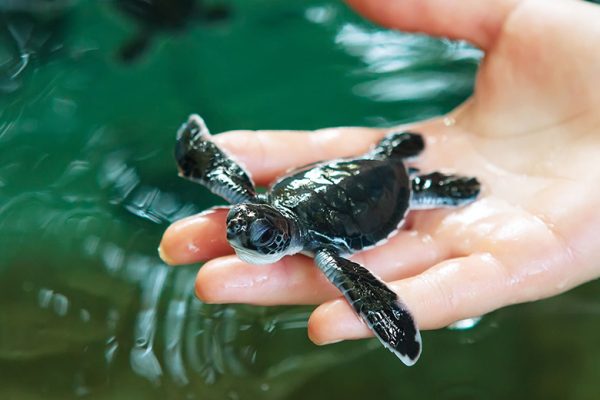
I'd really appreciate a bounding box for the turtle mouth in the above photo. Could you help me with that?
[231,245,283,265]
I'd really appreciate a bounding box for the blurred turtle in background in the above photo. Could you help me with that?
[0,0,74,93]
[114,0,231,62]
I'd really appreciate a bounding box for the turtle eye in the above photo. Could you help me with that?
[250,220,276,246]
[258,230,275,245]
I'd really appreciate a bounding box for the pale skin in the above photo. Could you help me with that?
[160,0,600,346]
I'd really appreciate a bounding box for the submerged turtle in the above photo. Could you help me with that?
[0,0,72,92]
[114,0,231,62]
[174,114,480,365]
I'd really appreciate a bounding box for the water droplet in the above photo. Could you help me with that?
[443,116,456,127]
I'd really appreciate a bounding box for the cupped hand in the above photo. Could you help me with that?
[160,0,600,346]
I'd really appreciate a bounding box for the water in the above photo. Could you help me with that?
[1,1,600,399]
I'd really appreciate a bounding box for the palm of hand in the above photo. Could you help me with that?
[160,0,600,344]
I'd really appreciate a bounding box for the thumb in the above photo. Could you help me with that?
[345,0,522,50]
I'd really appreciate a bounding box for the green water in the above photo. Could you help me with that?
[1,1,600,399]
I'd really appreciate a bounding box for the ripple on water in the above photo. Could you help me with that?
[0,0,500,398]
[130,265,168,384]
[0,0,74,94]
[164,271,192,386]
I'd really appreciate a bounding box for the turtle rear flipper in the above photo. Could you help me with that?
[175,114,256,204]
[314,249,422,366]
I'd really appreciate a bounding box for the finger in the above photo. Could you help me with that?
[158,208,232,265]
[195,229,446,305]
[214,127,384,186]
[308,253,517,345]
[214,119,445,186]
[345,0,521,50]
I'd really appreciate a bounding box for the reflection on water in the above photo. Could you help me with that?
[0,0,74,93]
[2,0,600,399]
[447,317,482,331]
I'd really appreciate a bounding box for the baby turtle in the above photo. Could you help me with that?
[174,114,480,365]
[115,0,231,62]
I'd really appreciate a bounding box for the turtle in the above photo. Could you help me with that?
[174,114,481,366]
[0,0,72,92]
[114,0,231,62]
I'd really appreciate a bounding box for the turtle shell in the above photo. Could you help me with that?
[268,159,410,253]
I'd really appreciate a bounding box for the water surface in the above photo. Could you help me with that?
[1,1,600,399]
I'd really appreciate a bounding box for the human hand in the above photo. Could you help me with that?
[159,0,600,346]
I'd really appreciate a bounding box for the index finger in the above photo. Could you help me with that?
[212,127,386,186]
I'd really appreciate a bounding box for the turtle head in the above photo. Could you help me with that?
[226,204,301,264]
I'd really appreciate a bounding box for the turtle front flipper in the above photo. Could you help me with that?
[314,249,421,366]
[369,131,425,160]
[411,172,480,209]
[175,114,256,204]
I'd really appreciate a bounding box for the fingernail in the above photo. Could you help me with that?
[317,338,344,346]
[158,245,176,266]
